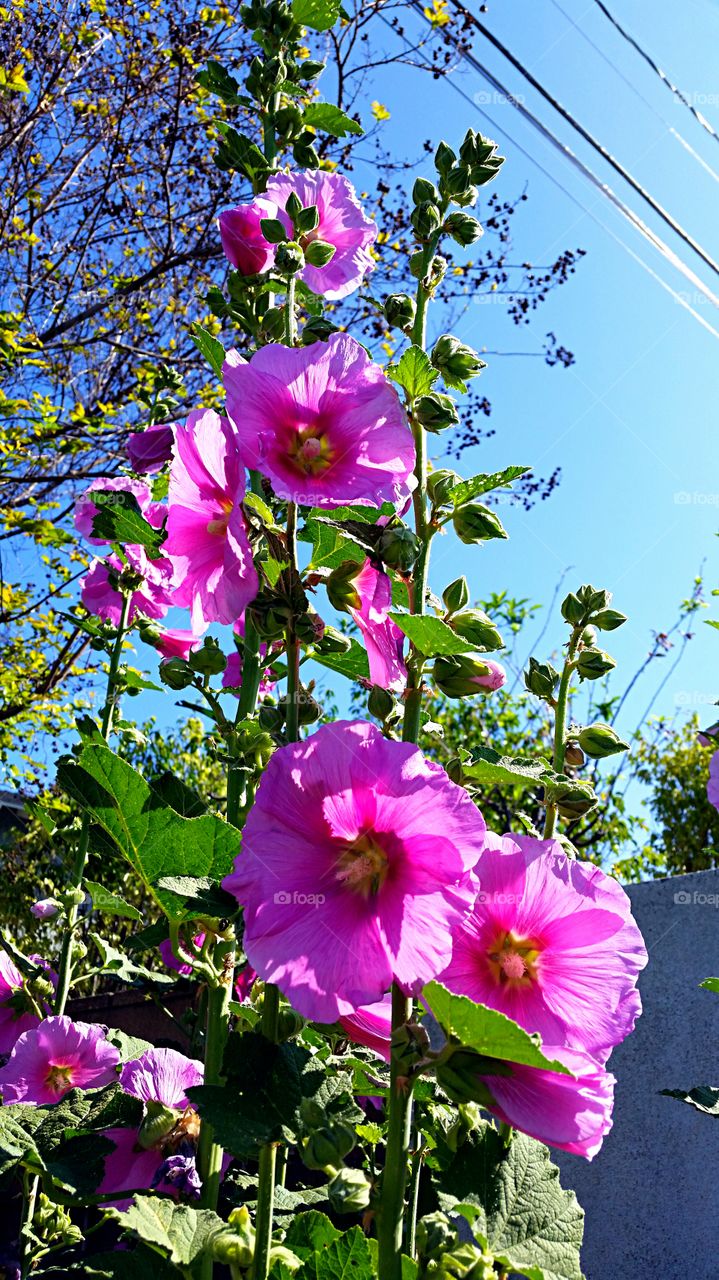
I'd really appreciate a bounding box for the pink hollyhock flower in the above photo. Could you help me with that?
[0,1016,119,1104]
[708,750,719,811]
[264,170,377,300]
[223,719,486,1022]
[340,995,392,1062]
[218,198,277,276]
[470,1044,615,1159]
[127,424,176,474]
[30,899,59,920]
[81,550,174,626]
[222,621,277,699]
[164,408,258,631]
[0,954,40,1056]
[473,658,506,692]
[438,833,647,1065]
[234,964,257,1003]
[119,1047,203,1109]
[151,627,202,662]
[75,477,165,546]
[348,560,406,692]
[223,334,414,510]
[158,934,205,978]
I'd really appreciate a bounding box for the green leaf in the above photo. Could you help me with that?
[285,1211,341,1258]
[90,932,173,985]
[661,1085,719,1116]
[389,613,472,657]
[303,103,362,137]
[190,324,225,376]
[700,976,719,993]
[106,1029,154,1063]
[387,346,438,399]
[460,746,554,790]
[195,60,246,105]
[89,490,165,558]
[292,0,341,32]
[85,880,143,922]
[296,1226,374,1280]
[0,1086,142,1192]
[437,1126,584,1280]
[155,875,238,920]
[38,1246,179,1279]
[106,1196,225,1265]
[244,490,279,529]
[299,506,371,571]
[448,465,531,508]
[424,982,570,1074]
[151,770,208,818]
[57,745,238,920]
[311,638,369,683]
[214,123,269,181]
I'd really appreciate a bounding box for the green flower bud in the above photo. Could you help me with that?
[159,657,195,690]
[268,1246,303,1273]
[434,140,457,174]
[259,217,287,244]
[560,591,586,625]
[261,306,287,341]
[212,1205,256,1268]
[274,103,304,140]
[592,608,628,631]
[413,176,440,204]
[279,689,321,726]
[276,1007,305,1041]
[326,560,362,613]
[442,576,469,615]
[285,192,303,222]
[251,591,293,639]
[578,722,629,758]
[302,1122,356,1171]
[427,468,459,507]
[416,1211,459,1263]
[576,647,616,681]
[315,626,352,655]
[548,778,597,818]
[377,524,421,572]
[137,1100,178,1150]
[433,652,506,698]
[459,129,504,185]
[523,656,560,699]
[71,938,87,962]
[581,625,597,646]
[304,239,336,268]
[383,292,416,331]
[275,240,305,275]
[368,684,395,721]
[327,1167,371,1214]
[431,334,486,387]
[293,140,320,168]
[188,637,227,676]
[294,203,319,234]
[414,391,459,433]
[428,254,448,289]
[294,612,325,646]
[444,210,483,246]
[62,885,85,909]
[409,249,427,280]
[259,704,284,734]
[411,200,442,239]
[443,163,473,197]
[576,583,612,613]
[451,608,503,652]
[301,315,340,345]
[452,502,508,544]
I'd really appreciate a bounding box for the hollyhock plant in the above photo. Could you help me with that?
[0,954,40,1056]
[127,423,176,474]
[0,1017,119,1104]
[265,170,377,300]
[348,560,407,692]
[222,621,277,698]
[74,476,165,546]
[218,197,278,276]
[164,408,258,631]
[438,833,647,1065]
[223,720,486,1022]
[81,550,174,626]
[223,334,415,509]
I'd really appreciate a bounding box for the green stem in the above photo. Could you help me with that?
[377,986,414,1274]
[19,1170,39,1280]
[406,1131,424,1260]
[54,591,131,1017]
[543,635,579,838]
[198,956,234,1213]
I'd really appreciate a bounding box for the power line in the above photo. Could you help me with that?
[591,0,719,149]
[441,0,719,280]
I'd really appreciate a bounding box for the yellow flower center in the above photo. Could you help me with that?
[335,832,389,898]
[486,931,541,989]
[206,498,233,536]
[45,1063,74,1096]
[289,426,335,476]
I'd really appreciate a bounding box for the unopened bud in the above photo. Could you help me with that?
[442,576,469,615]
[304,239,336,268]
[413,176,440,204]
[368,684,395,721]
[560,592,586,626]
[444,211,483,246]
[431,333,485,383]
[578,723,629,759]
[377,524,421,572]
[452,502,508,544]
[275,240,305,275]
[576,647,616,681]
[159,656,194,690]
[411,200,442,239]
[435,1046,503,1107]
[302,1122,356,1172]
[276,1007,305,1040]
[549,779,597,819]
[524,657,560,699]
[427,468,459,507]
[326,561,362,613]
[294,612,325,646]
[315,626,352,655]
[327,1167,371,1214]
[301,315,339,345]
[451,608,503,652]
[434,141,457,174]
[416,1211,458,1262]
[434,653,506,697]
[581,625,597,646]
[576,584,612,613]
[138,1101,178,1150]
[294,203,319,234]
[212,1205,256,1267]
[383,293,416,331]
[188,638,227,676]
[414,391,459,433]
[259,217,287,244]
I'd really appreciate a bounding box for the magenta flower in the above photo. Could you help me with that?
[164,408,258,631]
[80,550,174,626]
[30,899,59,920]
[708,749,719,811]
[127,424,176,474]
[472,1044,615,1159]
[119,1047,203,1109]
[158,935,205,978]
[438,833,647,1065]
[222,621,277,699]
[348,561,407,692]
[224,334,414,509]
[0,954,39,1056]
[151,627,202,662]
[0,1017,119,1104]
[223,720,486,1022]
[74,477,165,546]
[340,995,392,1062]
[473,658,506,692]
[218,198,277,276]
[234,964,257,1003]
[265,170,377,300]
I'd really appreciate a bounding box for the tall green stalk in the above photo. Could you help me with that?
[543,632,580,839]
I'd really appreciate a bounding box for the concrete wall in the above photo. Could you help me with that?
[557,868,719,1279]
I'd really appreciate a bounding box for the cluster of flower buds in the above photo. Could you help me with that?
[435,129,505,206]
[560,583,627,632]
[431,334,487,394]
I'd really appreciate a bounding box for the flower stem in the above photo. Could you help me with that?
[406,1131,425,1259]
[198,947,234,1218]
[543,634,580,838]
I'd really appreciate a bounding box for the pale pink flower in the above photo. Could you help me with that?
[74,477,165,546]
[265,170,377,300]
[0,1016,119,1104]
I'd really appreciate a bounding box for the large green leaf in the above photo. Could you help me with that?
[89,490,165,558]
[448,465,530,507]
[303,103,362,137]
[292,0,341,32]
[311,638,370,683]
[57,745,238,920]
[387,345,438,400]
[661,1085,719,1116]
[389,614,472,657]
[0,1086,142,1192]
[424,983,570,1074]
[438,1126,584,1280]
[285,1211,341,1258]
[296,1226,375,1280]
[106,1197,225,1266]
[299,504,390,571]
[459,746,554,789]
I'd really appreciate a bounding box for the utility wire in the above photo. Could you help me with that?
[591,0,719,149]
[441,0,719,279]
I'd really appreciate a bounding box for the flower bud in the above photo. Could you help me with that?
[413,391,459,433]
[294,203,319,235]
[452,503,508,544]
[377,524,421,572]
[548,779,597,819]
[301,315,340,346]
[523,656,560,699]
[576,648,616,681]
[304,239,337,268]
[212,1205,256,1268]
[434,141,457,174]
[383,292,416,332]
[294,612,325,646]
[279,690,321,726]
[274,240,305,275]
[159,656,195,690]
[276,1007,305,1041]
[413,176,440,204]
[285,191,303,221]
[261,306,287,342]
[444,211,483,246]
[563,740,585,769]
[416,1212,459,1263]
[327,1167,371,1214]
[188,637,227,676]
[592,608,628,632]
[302,1122,356,1171]
[560,592,586,626]
[576,584,612,613]
[411,200,442,239]
[127,424,175,474]
[442,576,469,615]
[578,722,629,759]
[431,334,486,386]
[434,653,506,697]
[581,625,597,646]
[443,163,473,197]
[137,1100,178,1151]
[326,561,362,613]
[71,939,87,962]
[259,704,284,734]
[368,684,395,721]
[315,626,352,655]
[427,468,459,507]
[259,217,287,244]
[62,885,86,909]
[31,898,60,920]
[451,608,503,652]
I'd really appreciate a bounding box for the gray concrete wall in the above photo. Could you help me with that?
[557,868,719,1279]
